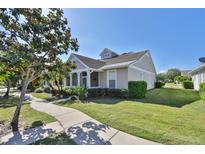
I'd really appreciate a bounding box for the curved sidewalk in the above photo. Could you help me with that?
[30,96,160,145]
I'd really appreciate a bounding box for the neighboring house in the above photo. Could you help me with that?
[64,48,157,89]
[190,64,205,90]
[181,70,192,77]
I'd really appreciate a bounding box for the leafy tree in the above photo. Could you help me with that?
[156,73,167,82]
[166,68,181,81]
[174,75,191,83]
[0,63,19,97]
[44,58,75,97]
[0,9,79,131]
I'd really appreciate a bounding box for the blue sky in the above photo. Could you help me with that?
[62,9,205,72]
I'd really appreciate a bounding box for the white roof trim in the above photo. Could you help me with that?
[100,61,135,70]
[189,64,205,75]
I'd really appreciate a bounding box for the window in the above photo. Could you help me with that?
[108,70,116,88]
[91,72,99,87]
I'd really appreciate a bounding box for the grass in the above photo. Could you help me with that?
[140,88,200,107]
[33,132,76,145]
[31,92,56,101]
[56,88,205,144]
[164,82,182,89]
[0,96,56,129]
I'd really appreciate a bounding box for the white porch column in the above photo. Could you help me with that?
[77,72,80,86]
[70,73,72,87]
[87,71,91,88]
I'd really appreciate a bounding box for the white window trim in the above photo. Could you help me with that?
[107,69,117,88]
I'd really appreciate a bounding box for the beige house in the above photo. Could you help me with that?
[64,48,157,90]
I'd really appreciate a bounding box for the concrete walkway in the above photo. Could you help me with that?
[29,96,160,145]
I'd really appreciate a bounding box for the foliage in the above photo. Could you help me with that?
[73,86,87,100]
[182,81,194,89]
[128,81,147,98]
[0,8,78,131]
[87,88,129,99]
[60,87,87,100]
[166,68,181,81]
[43,87,51,93]
[199,83,205,100]
[156,73,167,82]
[0,63,19,96]
[34,87,44,93]
[155,81,165,88]
[43,59,76,97]
[174,75,191,83]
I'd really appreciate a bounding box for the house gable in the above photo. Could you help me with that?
[100,48,119,60]
[130,51,156,74]
[68,54,89,70]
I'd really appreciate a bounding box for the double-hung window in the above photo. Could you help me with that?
[108,70,116,88]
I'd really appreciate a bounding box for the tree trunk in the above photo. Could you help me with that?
[4,80,11,98]
[11,80,28,132]
[47,81,56,96]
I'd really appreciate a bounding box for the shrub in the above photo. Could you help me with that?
[60,87,87,100]
[43,87,51,93]
[34,87,44,93]
[128,81,147,98]
[182,81,194,89]
[73,86,87,100]
[87,88,128,99]
[155,81,165,88]
[199,83,205,100]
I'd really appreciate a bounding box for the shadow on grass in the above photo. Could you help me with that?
[2,126,55,145]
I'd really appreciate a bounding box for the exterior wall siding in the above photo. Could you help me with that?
[116,68,128,89]
[192,70,205,90]
[128,67,156,90]
[133,53,156,73]
[99,68,128,89]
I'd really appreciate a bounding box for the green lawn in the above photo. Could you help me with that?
[31,93,55,101]
[164,82,182,89]
[0,96,56,129]
[33,132,76,145]
[140,88,200,107]
[56,88,205,144]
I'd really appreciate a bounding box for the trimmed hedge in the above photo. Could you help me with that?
[87,88,128,99]
[155,81,165,88]
[199,83,205,100]
[128,81,147,98]
[182,81,194,89]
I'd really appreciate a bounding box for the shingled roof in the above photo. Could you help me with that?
[73,53,106,69]
[72,50,148,69]
[104,50,148,65]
